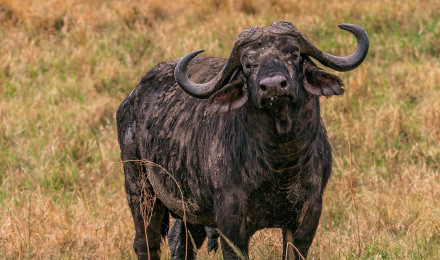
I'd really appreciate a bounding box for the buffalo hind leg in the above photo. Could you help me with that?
[282,199,322,259]
[124,162,168,260]
[205,226,220,253]
[168,219,207,260]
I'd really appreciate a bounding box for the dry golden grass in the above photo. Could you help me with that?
[0,0,439,258]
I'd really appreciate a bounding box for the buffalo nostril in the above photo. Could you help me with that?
[280,81,287,88]
[260,85,267,91]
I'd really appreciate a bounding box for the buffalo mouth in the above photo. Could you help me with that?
[260,95,292,112]
[260,95,293,134]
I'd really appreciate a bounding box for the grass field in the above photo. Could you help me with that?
[0,0,439,258]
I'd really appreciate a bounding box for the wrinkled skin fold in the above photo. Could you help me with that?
[117,21,368,259]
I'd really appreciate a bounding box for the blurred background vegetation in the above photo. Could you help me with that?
[0,0,439,258]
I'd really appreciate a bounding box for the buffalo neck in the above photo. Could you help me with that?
[235,96,323,175]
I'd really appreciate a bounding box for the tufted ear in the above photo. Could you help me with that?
[303,60,344,96]
[206,70,249,114]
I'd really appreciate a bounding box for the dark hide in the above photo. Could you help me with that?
[117,22,366,260]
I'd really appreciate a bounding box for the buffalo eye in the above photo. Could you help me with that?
[291,50,300,61]
[243,62,257,73]
[241,52,259,73]
[281,45,300,62]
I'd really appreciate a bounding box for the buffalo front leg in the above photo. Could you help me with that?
[215,199,251,260]
[282,199,322,259]
[124,162,168,260]
[218,225,251,260]
[168,219,208,260]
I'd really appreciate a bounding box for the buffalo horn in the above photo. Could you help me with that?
[270,21,369,72]
[174,26,263,98]
[303,24,369,72]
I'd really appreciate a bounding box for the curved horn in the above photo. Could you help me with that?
[175,26,263,98]
[269,22,369,71]
[174,50,220,98]
[304,24,369,71]
[174,50,242,98]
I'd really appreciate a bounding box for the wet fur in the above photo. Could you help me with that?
[117,56,333,259]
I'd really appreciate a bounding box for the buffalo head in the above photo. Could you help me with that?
[175,21,368,132]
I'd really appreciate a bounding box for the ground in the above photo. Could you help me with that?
[0,0,439,258]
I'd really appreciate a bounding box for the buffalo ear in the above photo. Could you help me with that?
[206,70,249,114]
[303,61,344,96]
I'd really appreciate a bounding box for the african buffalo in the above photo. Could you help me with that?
[117,21,368,259]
